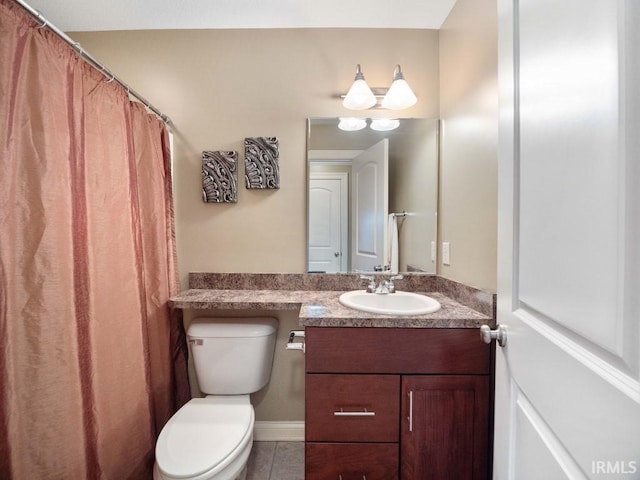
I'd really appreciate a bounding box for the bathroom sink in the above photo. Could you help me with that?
[338,290,441,316]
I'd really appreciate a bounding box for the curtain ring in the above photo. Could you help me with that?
[36,12,47,29]
[105,74,116,84]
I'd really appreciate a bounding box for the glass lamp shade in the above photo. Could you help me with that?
[342,65,377,110]
[338,117,367,131]
[381,66,417,110]
[370,118,400,131]
[343,79,377,110]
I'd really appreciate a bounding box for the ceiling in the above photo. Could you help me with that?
[23,0,457,32]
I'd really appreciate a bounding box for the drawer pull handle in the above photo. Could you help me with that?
[333,408,375,417]
[338,476,367,480]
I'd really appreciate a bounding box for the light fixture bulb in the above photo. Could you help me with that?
[338,117,367,131]
[370,118,400,131]
[342,64,377,110]
[381,65,417,110]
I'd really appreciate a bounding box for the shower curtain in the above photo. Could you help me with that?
[0,1,190,478]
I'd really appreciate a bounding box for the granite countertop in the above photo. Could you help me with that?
[169,289,491,328]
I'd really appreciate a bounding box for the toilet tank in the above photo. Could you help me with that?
[187,317,278,395]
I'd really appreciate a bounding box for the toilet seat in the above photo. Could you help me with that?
[155,396,254,479]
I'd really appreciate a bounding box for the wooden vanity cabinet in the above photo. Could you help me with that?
[305,327,492,480]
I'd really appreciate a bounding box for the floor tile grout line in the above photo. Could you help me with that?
[267,441,278,480]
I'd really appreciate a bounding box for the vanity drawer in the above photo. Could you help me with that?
[306,374,400,442]
[305,327,490,374]
[306,443,399,480]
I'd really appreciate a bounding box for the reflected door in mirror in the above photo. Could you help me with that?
[308,172,348,273]
[352,139,389,272]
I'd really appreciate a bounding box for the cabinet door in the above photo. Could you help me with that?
[401,376,490,480]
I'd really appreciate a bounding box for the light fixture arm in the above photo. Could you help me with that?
[392,64,404,80]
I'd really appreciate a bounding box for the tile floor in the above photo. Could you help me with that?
[246,442,304,480]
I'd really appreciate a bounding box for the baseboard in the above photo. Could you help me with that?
[253,421,305,442]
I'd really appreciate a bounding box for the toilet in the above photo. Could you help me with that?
[154,317,279,480]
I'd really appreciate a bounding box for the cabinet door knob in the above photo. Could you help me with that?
[480,324,507,347]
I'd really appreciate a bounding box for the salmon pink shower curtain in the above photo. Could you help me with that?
[0,1,190,478]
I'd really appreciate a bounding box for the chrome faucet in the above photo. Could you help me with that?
[359,274,377,293]
[387,274,403,293]
[375,279,391,294]
[360,274,404,294]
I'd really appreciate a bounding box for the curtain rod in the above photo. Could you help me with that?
[13,0,172,125]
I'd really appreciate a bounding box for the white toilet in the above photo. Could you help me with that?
[154,317,279,480]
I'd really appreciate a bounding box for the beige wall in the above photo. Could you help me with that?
[70,28,440,422]
[71,22,498,423]
[438,0,498,291]
[71,29,440,288]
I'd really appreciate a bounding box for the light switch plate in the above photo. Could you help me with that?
[442,242,451,265]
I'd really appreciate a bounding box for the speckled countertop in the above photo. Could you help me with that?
[169,282,493,328]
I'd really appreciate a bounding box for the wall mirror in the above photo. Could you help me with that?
[307,117,439,274]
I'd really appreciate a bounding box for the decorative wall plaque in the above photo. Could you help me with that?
[202,150,238,203]
[244,137,280,189]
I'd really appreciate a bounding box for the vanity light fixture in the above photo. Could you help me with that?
[342,64,377,110]
[381,65,418,110]
[370,118,400,131]
[342,64,417,110]
[338,117,367,131]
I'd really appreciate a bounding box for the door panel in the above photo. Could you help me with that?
[513,389,581,479]
[351,139,389,272]
[496,0,640,478]
[517,0,627,356]
[308,173,348,272]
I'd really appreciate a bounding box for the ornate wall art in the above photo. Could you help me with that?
[202,150,238,203]
[244,137,280,189]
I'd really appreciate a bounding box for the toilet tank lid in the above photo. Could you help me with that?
[188,317,278,338]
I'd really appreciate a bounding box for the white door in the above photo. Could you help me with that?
[495,0,640,478]
[308,172,348,273]
[351,139,389,272]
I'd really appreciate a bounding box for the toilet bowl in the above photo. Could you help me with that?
[154,396,254,480]
[153,317,278,480]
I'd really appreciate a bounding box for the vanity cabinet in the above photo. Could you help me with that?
[305,327,492,480]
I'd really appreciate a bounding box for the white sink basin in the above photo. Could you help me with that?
[339,290,441,316]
